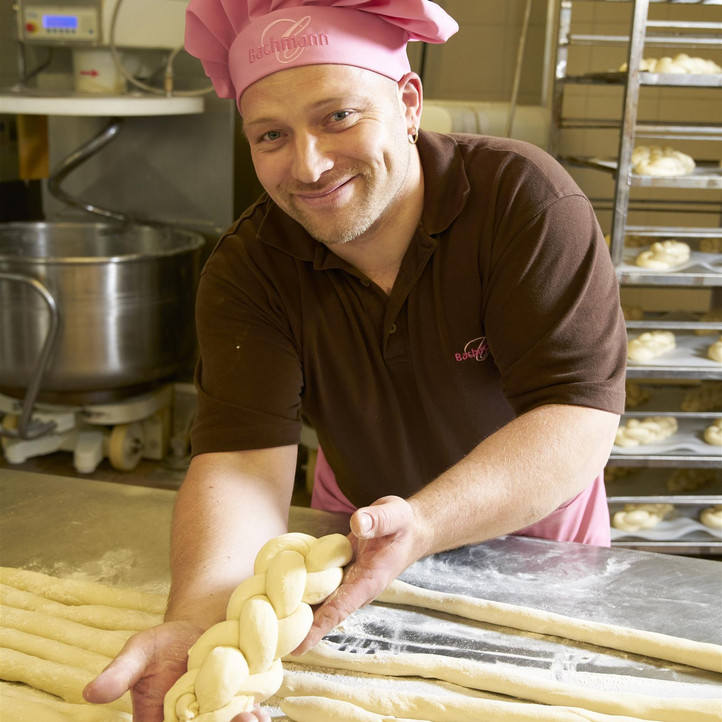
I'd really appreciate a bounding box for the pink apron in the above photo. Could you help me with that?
[311,446,611,546]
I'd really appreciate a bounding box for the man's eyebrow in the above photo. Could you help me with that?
[243,96,363,131]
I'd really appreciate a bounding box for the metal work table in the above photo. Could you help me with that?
[1,469,721,717]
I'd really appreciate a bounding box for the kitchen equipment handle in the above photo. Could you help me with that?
[0,271,59,439]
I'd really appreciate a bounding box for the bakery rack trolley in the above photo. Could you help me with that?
[550,0,722,556]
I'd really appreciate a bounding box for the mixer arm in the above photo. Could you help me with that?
[47,117,129,223]
[0,272,59,440]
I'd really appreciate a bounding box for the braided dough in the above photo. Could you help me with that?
[620,53,722,74]
[635,240,690,270]
[614,416,677,447]
[627,331,675,362]
[681,382,722,412]
[703,418,722,446]
[631,146,695,177]
[700,505,722,530]
[612,503,674,532]
[708,336,722,363]
[163,532,353,722]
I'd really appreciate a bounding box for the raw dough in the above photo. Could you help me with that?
[667,468,717,493]
[375,579,722,674]
[695,309,722,336]
[700,505,722,530]
[703,419,722,446]
[700,238,722,254]
[612,503,674,532]
[163,532,353,722]
[681,382,722,412]
[296,643,718,722]
[0,567,166,614]
[635,240,690,270]
[0,627,111,675]
[614,416,677,447]
[624,381,650,408]
[0,647,131,713]
[280,670,647,722]
[631,146,695,177]
[0,582,162,631]
[282,695,427,722]
[0,681,131,722]
[627,331,675,362]
[708,336,722,363]
[1,605,131,657]
[620,53,722,74]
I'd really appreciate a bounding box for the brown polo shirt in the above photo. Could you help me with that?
[191,131,627,508]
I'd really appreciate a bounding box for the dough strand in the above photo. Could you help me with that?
[0,582,162,631]
[280,669,648,722]
[296,643,720,722]
[376,580,722,674]
[1,605,132,657]
[0,646,132,714]
[0,567,166,614]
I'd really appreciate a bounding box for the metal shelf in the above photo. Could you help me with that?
[562,155,722,189]
[553,0,722,554]
[563,71,722,87]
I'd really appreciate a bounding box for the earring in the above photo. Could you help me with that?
[408,127,419,144]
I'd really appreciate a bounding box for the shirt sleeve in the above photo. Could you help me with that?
[190,234,304,456]
[479,169,627,416]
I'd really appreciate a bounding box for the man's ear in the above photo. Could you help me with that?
[397,72,423,133]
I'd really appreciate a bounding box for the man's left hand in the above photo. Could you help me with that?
[293,495,426,654]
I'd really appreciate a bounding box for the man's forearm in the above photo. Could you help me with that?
[409,404,619,557]
[165,447,297,627]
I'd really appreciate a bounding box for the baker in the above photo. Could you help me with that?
[84,1,627,720]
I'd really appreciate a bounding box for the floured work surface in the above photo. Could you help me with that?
[1,470,721,720]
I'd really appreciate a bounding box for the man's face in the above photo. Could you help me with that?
[241,65,415,247]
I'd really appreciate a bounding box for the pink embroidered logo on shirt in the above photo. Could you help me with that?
[250,16,330,65]
[455,337,489,362]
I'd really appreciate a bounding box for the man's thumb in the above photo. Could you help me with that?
[350,495,409,539]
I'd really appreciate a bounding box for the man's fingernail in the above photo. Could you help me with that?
[357,512,373,535]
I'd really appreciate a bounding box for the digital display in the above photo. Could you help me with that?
[42,14,78,29]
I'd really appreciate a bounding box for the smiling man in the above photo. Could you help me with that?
[84,2,626,721]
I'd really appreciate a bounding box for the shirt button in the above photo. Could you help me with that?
[360,278,371,287]
[389,323,397,334]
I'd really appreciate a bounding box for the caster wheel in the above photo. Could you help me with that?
[108,422,144,471]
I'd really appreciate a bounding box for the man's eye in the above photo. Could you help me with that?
[329,110,353,123]
[261,130,283,142]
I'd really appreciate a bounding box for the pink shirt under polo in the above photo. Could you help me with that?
[311,446,611,547]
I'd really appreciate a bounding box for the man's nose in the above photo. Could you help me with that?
[291,135,334,183]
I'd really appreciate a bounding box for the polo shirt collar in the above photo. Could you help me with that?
[256,130,470,264]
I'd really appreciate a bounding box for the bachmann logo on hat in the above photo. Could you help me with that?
[249,16,330,65]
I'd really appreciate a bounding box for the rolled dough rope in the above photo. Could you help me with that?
[0,646,132,714]
[280,669,649,722]
[1,605,132,657]
[296,643,720,722]
[163,532,354,722]
[282,695,428,722]
[0,681,131,722]
[0,567,167,614]
[0,583,162,631]
[376,580,722,675]
[1,627,112,675]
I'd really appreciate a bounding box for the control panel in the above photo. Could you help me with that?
[19,4,101,44]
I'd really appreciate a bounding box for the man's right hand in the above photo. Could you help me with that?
[83,620,204,722]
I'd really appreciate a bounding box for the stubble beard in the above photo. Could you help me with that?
[283,156,409,247]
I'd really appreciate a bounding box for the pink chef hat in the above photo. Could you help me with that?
[185,0,459,110]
